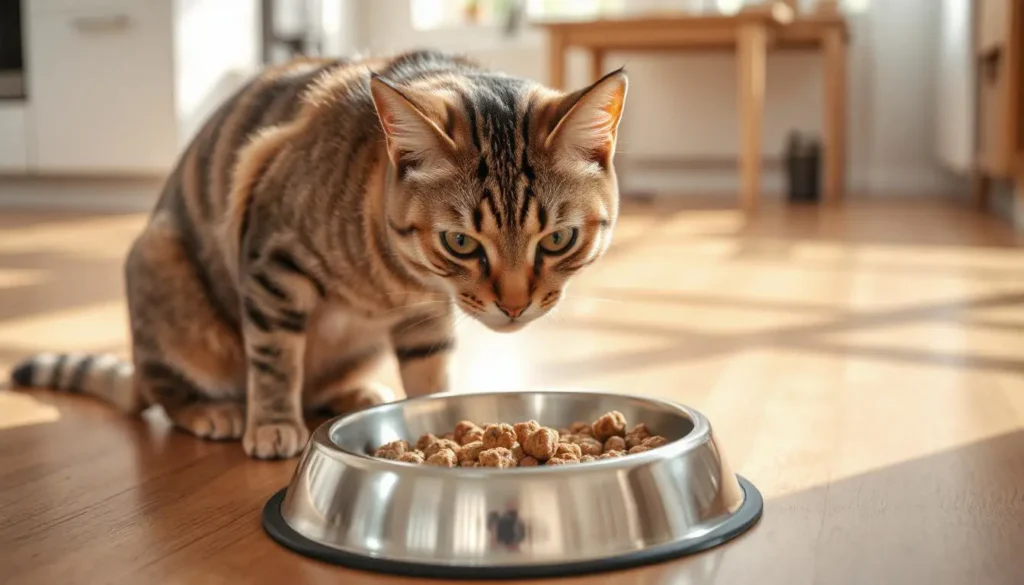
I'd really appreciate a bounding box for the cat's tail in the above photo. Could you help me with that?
[8,353,143,414]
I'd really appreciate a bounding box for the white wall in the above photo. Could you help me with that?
[343,0,949,197]
[173,0,261,144]
[935,0,974,175]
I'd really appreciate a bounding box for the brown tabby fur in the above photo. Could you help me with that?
[9,51,628,459]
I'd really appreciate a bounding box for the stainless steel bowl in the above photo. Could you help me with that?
[262,390,762,579]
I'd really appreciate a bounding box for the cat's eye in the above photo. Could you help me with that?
[538,228,578,255]
[440,232,481,258]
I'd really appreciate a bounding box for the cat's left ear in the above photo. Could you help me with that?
[544,69,628,168]
[369,73,457,177]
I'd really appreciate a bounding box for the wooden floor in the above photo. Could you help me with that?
[2,198,1024,584]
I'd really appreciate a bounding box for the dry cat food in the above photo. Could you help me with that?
[370,411,669,468]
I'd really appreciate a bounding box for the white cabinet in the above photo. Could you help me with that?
[26,2,178,173]
[18,0,260,176]
[935,0,974,175]
[0,103,28,172]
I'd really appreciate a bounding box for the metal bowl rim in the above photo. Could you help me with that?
[310,388,714,475]
[263,475,763,579]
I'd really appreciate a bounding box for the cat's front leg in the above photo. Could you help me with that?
[390,305,455,398]
[240,247,325,459]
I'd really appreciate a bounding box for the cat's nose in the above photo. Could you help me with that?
[495,301,531,319]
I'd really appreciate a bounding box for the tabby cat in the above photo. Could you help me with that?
[9,51,628,459]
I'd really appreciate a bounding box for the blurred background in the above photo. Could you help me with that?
[2,2,1024,582]
[0,0,1018,208]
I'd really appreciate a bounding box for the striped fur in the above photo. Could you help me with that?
[8,51,628,459]
[9,353,138,413]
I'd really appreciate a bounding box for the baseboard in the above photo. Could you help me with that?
[990,181,1024,233]
[0,164,961,212]
[617,161,958,198]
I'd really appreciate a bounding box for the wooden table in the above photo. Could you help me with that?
[533,9,850,213]
[971,0,1023,209]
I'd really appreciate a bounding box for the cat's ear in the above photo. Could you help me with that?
[369,73,457,176]
[544,69,628,168]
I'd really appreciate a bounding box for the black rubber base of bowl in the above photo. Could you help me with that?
[261,475,763,580]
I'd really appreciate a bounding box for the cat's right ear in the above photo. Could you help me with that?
[543,69,628,170]
[369,73,457,177]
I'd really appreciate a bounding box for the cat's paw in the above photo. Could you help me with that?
[243,419,310,459]
[173,402,245,440]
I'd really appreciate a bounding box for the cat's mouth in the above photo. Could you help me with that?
[489,319,529,333]
[473,312,531,333]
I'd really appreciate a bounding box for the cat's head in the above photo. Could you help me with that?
[371,67,627,332]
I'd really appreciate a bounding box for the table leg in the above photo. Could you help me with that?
[738,23,767,214]
[549,31,566,90]
[971,169,991,210]
[590,48,605,83]
[823,28,847,204]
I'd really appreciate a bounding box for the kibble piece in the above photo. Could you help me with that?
[398,451,425,464]
[373,439,410,460]
[479,447,518,468]
[426,450,458,467]
[570,421,595,437]
[513,420,541,445]
[458,440,486,463]
[482,424,518,450]
[592,411,627,441]
[604,436,626,453]
[523,428,559,460]
[554,443,582,461]
[546,457,576,466]
[373,447,402,460]
[519,456,539,467]
[461,428,484,445]
[424,438,461,458]
[642,436,669,449]
[454,421,482,445]
[381,439,411,453]
[575,437,603,457]
[625,423,652,449]
[416,433,439,451]
[372,412,660,469]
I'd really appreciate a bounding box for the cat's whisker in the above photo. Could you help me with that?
[394,312,446,335]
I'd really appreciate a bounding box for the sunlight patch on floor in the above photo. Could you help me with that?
[700,346,1024,499]
[451,317,673,392]
[817,321,1024,363]
[0,215,145,258]
[965,304,1024,327]
[0,268,48,289]
[0,300,129,352]
[0,391,61,430]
